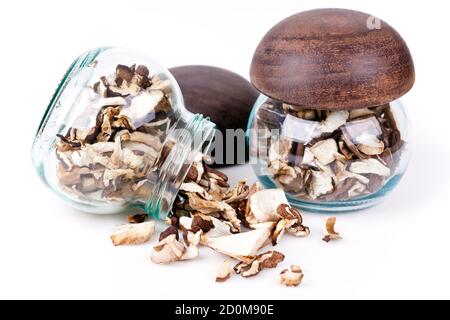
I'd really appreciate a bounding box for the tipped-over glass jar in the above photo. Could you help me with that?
[32,47,215,219]
[248,96,411,212]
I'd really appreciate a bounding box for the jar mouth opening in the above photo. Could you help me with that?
[146,113,216,219]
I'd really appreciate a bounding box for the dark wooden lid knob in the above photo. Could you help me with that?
[250,8,415,110]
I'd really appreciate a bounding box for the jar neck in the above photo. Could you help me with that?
[144,112,215,219]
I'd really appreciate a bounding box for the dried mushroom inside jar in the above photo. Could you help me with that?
[32,47,215,216]
[250,98,409,208]
[248,9,414,211]
[55,61,175,206]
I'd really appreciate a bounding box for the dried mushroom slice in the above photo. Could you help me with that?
[180,230,202,261]
[276,204,310,237]
[179,182,212,200]
[224,179,249,204]
[191,214,215,233]
[355,133,385,155]
[315,110,349,135]
[308,170,334,199]
[349,158,390,177]
[117,90,164,130]
[268,139,291,165]
[151,230,202,264]
[185,193,240,232]
[159,225,179,241]
[334,161,369,185]
[271,218,295,245]
[179,214,235,241]
[110,221,155,246]
[246,189,288,224]
[215,260,233,283]
[279,265,304,287]
[127,213,147,223]
[234,251,285,278]
[204,227,272,263]
[151,234,186,264]
[310,138,338,165]
[349,108,374,120]
[322,217,342,242]
[148,74,172,95]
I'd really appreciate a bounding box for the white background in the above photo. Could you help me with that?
[1,0,449,299]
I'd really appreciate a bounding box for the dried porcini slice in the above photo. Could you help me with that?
[215,260,233,283]
[151,234,186,264]
[166,214,180,227]
[180,230,202,261]
[310,139,338,165]
[151,230,202,264]
[271,218,294,245]
[204,227,272,263]
[322,217,342,242]
[127,213,147,224]
[159,225,179,241]
[116,64,134,82]
[246,188,288,224]
[355,133,385,156]
[191,214,215,233]
[349,158,390,177]
[110,221,155,246]
[279,265,304,287]
[234,251,285,278]
[179,182,212,200]
[308,170,334,199]
[185,193,240,232]
[275,204,310,238]
[316,110,349,135]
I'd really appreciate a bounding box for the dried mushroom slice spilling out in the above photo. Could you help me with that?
[55,62,176,207]
[110,221,155,246]
[215,260,233,283]
[279,265,304,287]
[322,216,342,242]
[253,98,407,204]
[234,250,285,278]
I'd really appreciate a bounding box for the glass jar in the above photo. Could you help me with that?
[247,95,411,212]
[247,8,415,212]
[32,47,215,219]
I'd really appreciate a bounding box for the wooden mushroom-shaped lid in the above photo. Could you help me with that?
[250,9,415,110]
[170,66,258,130]
[170,65,258,166]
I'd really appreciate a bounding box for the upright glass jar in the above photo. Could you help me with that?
[32,47,215,219]
[247,9,415,212]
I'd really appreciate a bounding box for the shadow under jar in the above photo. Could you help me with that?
[247,9,415,212]
[32,47,215,218]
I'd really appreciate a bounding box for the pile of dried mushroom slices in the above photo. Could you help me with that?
[111,154,343,287]
[255,99,405,201]
[55,63,174,205]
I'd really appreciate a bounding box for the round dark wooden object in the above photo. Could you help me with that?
[170,65,259,166]
[250,8,415,110]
